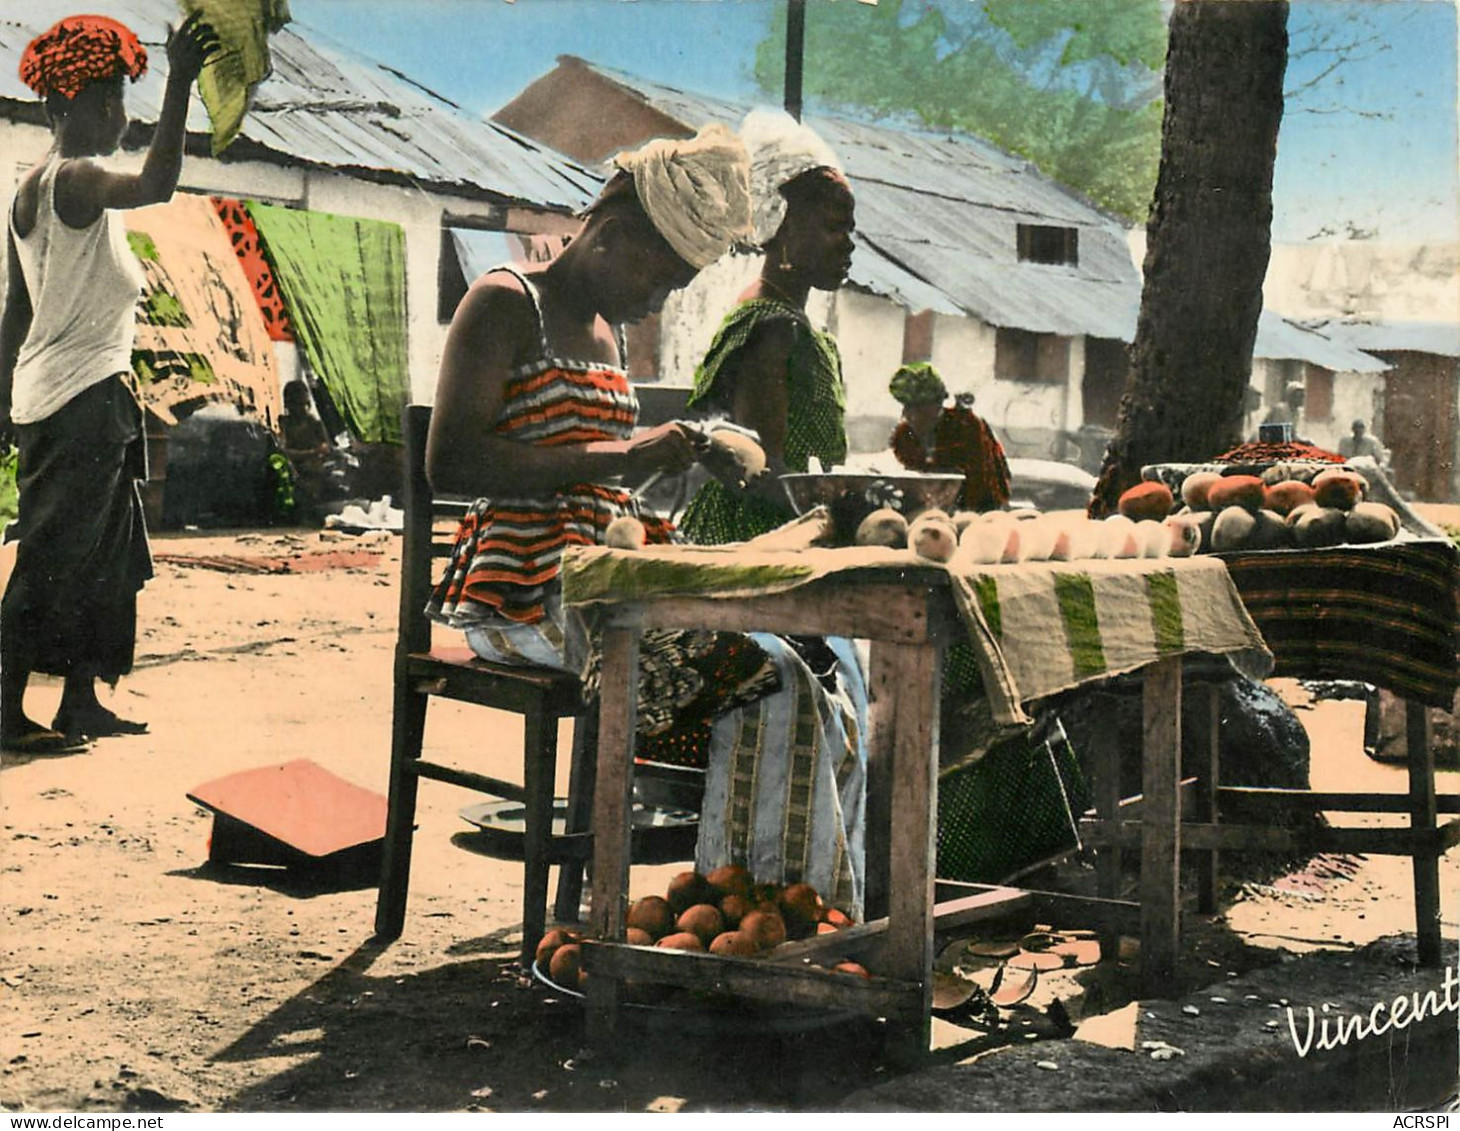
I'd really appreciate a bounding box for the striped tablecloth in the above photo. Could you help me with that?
[1217,538,1460,708]
[562,540,1272,727]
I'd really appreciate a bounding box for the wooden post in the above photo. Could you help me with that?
[1140,656,1183,995]
[784,0,806,122]
[584,622,640,1048]
[1406,700,1442,967]
[882,641,940,1065]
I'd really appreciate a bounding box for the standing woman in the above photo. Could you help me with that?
[0,14,218,752]
[679,109,855,544]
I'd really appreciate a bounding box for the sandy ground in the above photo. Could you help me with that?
[1,526,1457,1113]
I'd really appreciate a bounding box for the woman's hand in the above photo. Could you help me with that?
[622,422,700,478]
[166,12,220,86]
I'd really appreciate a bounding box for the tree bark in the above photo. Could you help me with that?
[1091,0,1289,516]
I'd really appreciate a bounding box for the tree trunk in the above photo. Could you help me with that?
[1091,0,1289,516]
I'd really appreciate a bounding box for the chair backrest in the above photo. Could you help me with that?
[398,404,468,656]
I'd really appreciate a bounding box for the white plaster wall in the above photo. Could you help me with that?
[927,312,997,402]
[656,251,763,387]
[832,289,907,452]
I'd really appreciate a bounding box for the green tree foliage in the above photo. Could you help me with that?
[755,0,1165,221]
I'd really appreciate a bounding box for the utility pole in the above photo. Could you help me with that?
[784,0,806,121]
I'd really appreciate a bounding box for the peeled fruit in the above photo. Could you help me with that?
[1181,471,1222,510]
[910,517,958,563]
[604,515,647,550]
[1312,472,1364,510]
[1207,475,1266,512]
[627,895,676,940]
[1264,480,1315,516]
[855,507,908,548]
[998,522,1023,564]
[952,511,980,534]
[535,927,579,967]
[1117,481,1175,523]
[1165,515,1201,557]
[740,909,788,952]
[777,882,823,938]
[706,865,754,902]
[625,927,655,947]
[549,942,584,990]
[1345,501,1400,544]
[958,521,1005,565]
[666,871,713,915]
[655,931,706,952]
[1211,506,1257,551]
[676,903,725,947]
[1101,515,1140,559]
[1136,519,1168,558]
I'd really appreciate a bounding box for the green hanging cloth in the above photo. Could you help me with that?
[181,0,292,155]
[245,202,408,445]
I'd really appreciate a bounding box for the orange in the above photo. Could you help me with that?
[655,931,706,952]
[549,942,583,988]
[718,893,751,930]
[778,882,822,938]
[739,909,787,952]
[705,865,754,902]
[676,903,725,947]
[534,926,578,967]
[709,931,759,958]
[625,927,655,947]
[666,871,713,915]
[626,895,676,940]
[832,960,871,979]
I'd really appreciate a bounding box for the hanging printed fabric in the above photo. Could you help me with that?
[183,0,292,154]
[246,201,409,445]
[212,197,293,340]
[125,193,281,426]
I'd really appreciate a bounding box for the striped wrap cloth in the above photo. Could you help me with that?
[1217,539,1460,708]
[561,538,1273,727]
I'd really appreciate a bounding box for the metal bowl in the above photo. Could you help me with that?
[780,471,966,516]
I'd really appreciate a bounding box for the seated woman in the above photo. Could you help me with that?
[889,362,1011,513]
[678,109,855,545]
[423,127,868,913]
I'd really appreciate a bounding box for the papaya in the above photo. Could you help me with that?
[1207,475,1266,512]
[1117,481,1175,523]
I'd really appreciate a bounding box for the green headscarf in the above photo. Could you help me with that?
[889,361,947,407]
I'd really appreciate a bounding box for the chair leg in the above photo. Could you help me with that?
[375,676,428,939]
[520,699,558,967]
[554,710,599,925]
[1406,700,1442,966]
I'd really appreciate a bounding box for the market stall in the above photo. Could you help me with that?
[559,532,1272,1061]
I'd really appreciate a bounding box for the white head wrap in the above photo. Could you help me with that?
[740,107,843,248]
[609,123,752,270]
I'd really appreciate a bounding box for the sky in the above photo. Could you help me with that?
[288,0,1459,245]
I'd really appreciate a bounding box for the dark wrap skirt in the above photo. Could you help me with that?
[2,374,153,682]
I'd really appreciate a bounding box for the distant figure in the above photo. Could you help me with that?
[1339,418,1387,465]
[0,14,217,753]
[277,379,338,522]
[889,362,1011,512]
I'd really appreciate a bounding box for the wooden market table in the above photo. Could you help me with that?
[561,542,1272,1062]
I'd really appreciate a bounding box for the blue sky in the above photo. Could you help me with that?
[289,0,1458,244]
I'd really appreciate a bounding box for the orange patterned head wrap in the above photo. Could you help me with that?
[19,15,148,102]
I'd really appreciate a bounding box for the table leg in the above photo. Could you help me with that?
[864,643,899,921]
[584,624,640,1049]
[1140,656,1182,996]
[1406,700,1442,967]
[1191,683,1220,914]
[881,641,940,1066]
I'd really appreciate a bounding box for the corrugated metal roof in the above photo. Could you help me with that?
[1254,312,1392,373]
[575,59,1387,372]
[1305,319,1460,359]
[0,1,601,211]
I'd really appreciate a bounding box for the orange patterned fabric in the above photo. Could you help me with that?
[19,15,147,100]
[211,197,294,341]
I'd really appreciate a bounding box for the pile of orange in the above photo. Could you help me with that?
[535,867,871,991]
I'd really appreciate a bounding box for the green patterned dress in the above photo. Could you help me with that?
[679,298,848,545]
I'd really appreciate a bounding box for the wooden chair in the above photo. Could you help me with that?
[374,404,595,964]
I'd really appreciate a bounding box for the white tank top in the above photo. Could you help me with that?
[8,155,145,425]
